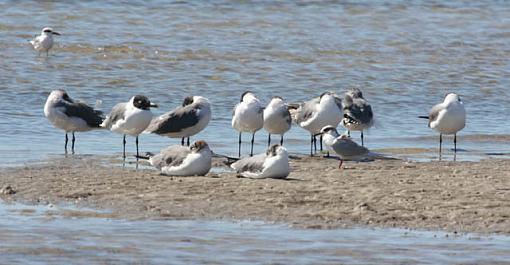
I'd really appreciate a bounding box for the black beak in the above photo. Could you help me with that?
[52,32,61,35]
[150,102,158,108]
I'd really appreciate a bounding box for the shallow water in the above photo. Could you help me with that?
[1,202,509,264]
[1,1,510,165]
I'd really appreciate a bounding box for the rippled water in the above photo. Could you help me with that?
[1,202,509,264]
[1,1,510,165]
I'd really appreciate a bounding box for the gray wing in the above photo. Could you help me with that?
[427,103,444,127]
[57,101,104,128]
[332,139,369,159]
[146,105,200,134]
[102,103,127,129]
[231,153,266,173]
[343,97,373,124]
[294,97,319,124]
[282,107,292,125]
[150,145,190,169]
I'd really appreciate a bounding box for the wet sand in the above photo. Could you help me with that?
[1,155,509,234]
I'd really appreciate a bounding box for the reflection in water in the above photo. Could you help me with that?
[1,203,509,264]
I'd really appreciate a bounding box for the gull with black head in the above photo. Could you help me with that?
[30,27,61,56]
[44,89,104,154]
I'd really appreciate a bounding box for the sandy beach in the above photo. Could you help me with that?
[1,154,509,235]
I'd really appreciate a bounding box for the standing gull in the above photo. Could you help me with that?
[341,88,374,146]
[319,125,370,168]
[101,95,157,162]
[263,96,291,146]
[419,93,466,160]
[30,27,60,56]
[145,96,211,146]
[141,140,212,176]
[231,144,290,179]
[290,92,342,156]
[232,91,264,157]
[44,89,104,154]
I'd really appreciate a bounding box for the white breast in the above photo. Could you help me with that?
[111,107,153,136]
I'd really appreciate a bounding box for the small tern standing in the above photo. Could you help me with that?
[319,125,370,169]
[30,27,61,56]
[232,91,264,157]
[263,96,291,147]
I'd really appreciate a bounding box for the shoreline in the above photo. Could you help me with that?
[1,155,509,234]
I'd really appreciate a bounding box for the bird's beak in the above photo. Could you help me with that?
[150,103,158,108]
[52,32,61,35]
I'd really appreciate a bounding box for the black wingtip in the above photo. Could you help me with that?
[418,116,429,119]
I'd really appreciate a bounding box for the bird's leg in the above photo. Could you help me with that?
[136,136,139,158]
[439,134,442,161]
[280,134,284,146]
[347,130,351,137]
[181,137,185,146]
[250,132,255,157]
[310,134,314,157]
[238,132,242,158]
[267,134,271,147]
[71,132,75,154]
[338,159,344,169]
[187,137,190,147]
[361,131,364,146]
[123,135,127,163]
[313,135,317,153]
[319,134,323,152]
[64,133,68,154]
[454,133,457,162]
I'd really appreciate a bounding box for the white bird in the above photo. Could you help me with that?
[232,91,264,157]
[145,96,211,146]
[231,144,290,179]
[101,95,158,162]
[141,140,212,176]
[44,90,104,154]
[341,88,374,146]
[290,92,342,156]
[30,27,60,56]
[419,93,466,160]
[263,96,291,147]
[319,125,370,169]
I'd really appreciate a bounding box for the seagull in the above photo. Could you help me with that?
[44,90,104,154]
[290,92,342,156]
[30,27,61,56]
[318,125,370,169]
[232,91,264,157]
[140,140,212,176]
[231,144,290,179]
[341,88,374,146]
[419,93,466,160]
[101,95,157,162]
[145,96,211,146]
[263,96,291,147]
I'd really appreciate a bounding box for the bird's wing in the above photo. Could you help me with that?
[231,154,266,173]
[343,98,373,124]
[427,103,444,127]
[294,97,319,124]
[332,138,369,159]
[150,145,190,169]
[146,105,200,134]
[101,103,126,129]
[56,101,104,128]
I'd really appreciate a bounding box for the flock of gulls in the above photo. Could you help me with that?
[36,27,466,179]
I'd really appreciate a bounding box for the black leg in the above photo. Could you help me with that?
[361,131,364,146]
[123,135,127,162]
[136,136,139,157]
[347,130,351,137]
[280,134,284,146]
[320,134,323,152]
[187,137,190,147]
[313,135,317,153]
[454,134,457,153]
[250,132,255,157]
[439,134,442,161]
[65,133,68,154]
[268,134,271,147]
[181,137,185,146]
[71,132,75,154]
[310,134,314,157]
[238,132,242,158]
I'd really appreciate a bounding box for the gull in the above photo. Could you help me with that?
[419,93,466,160]
[30,27,60,56]
[101,95,158,162]
[231,144,290,179]
[44,90,104,154]
[145,96,211,146]
[290,92,342,156]
[263,96,291,146]
[318,125,370,169]
[140,140,212,176]
[341,88,374,146]
[232,91,264,157]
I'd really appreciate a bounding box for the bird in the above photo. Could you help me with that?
[101,95,157,162]
[44,90,104,154]
[231,91,264,157]
[319,125,370,169]
[145,96,211,146]
[341,88,374,146]
[263,96,291,147]
[290,92,342,156]
[30,27,61,56]
[140,140,212,176]
[231,144,290,179]
[419,93,466,160]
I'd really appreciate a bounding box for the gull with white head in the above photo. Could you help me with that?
[232,91,264,157]
[263,96,291,147]
[30,27,61,56]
